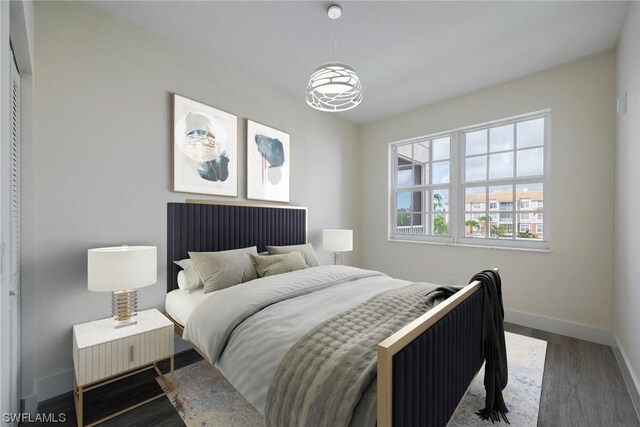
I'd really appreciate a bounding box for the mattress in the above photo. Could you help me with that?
[165,288,209,326]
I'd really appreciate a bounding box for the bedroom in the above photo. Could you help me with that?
[0,0,638,426]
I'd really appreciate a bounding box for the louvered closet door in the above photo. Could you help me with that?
[7,54,20,418]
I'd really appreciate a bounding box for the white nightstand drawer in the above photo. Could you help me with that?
[74,326,173,386]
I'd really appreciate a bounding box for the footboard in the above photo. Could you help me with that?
[377,280,485,427]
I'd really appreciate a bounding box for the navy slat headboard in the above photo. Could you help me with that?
[167,201,308,292]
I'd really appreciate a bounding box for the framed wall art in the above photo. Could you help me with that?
[246,120,290,202]
[173,93,238,197]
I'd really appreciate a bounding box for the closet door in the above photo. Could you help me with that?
[6,51,20,419]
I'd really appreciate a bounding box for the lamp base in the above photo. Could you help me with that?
[332,252,343,265]
[112,290,138,328]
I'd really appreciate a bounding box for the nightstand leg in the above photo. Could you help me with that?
[170,354,175,390]
[74,375,83,427]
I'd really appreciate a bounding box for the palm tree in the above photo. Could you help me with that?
[478,215,491,237]
[465,219,479,236]
[433,193,444,212]
[434,214,449,236]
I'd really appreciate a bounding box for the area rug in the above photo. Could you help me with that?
[159,332,546,427]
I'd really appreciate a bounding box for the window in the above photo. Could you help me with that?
[393,137,451,237]
[391,112,547,249]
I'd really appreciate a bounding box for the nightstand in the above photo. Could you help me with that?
[72,308,175,427]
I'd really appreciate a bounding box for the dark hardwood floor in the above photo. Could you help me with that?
[34,325,639,426]
[32,351,201,427]
[504,323,639,427]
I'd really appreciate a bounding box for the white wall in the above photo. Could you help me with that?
[360,51,616,335]
[614,1,640,415]
[29,1,361,401]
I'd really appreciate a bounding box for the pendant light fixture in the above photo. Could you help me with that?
[306,5,363,112]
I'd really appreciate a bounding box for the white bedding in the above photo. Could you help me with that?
[183,266,411,415]
[165,288,209,326]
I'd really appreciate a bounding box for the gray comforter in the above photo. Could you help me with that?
[183,266,437,425]
[265,282,452,427]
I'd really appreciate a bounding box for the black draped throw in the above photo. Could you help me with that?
[470,269,509,424]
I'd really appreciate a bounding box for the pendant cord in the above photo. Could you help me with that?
[331,18,336,61]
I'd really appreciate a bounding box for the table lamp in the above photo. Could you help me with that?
[88,245,157,328]
[323,229,353,265]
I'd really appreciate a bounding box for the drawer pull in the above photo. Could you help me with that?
[129,345,134,363]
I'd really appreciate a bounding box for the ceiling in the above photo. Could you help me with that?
[91,1,628,124]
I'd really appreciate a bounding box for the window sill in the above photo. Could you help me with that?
[388,237,551,253]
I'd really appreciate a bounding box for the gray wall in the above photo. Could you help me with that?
[29,1,360,401]
[359,51,616,335]
[615,1,640,414]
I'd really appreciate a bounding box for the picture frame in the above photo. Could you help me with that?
[246,119,290,203]
[173,93,238,197]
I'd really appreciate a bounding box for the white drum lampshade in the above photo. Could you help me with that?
[88,245,157,327]
[323,229,353,265]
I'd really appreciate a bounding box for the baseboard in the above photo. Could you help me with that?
[504,308,614,346]
[36,369,73,403]
[20,394,38,416]
[36,335,193,403]
[613,334,640,421]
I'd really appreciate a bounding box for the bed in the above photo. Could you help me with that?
[165,201,485,427]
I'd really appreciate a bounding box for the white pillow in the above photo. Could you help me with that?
[174,259,203,290]
[177,271,187,290]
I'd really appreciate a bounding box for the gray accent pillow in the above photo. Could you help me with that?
[266,243,321,267]
[250,252,309,278]
[174,259,203,290]
[189,247,259,294]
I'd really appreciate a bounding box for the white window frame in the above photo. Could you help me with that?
[389,131,455,243]
[389,110,550,251]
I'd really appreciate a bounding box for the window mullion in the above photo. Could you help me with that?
[486,128,491,181]
[512,183,516,240]
[485,185,490,238]
[447,133,454,241]
[391,146,398,239]
[513,123,518,179]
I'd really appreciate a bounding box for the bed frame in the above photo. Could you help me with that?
[166,201,485,427]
